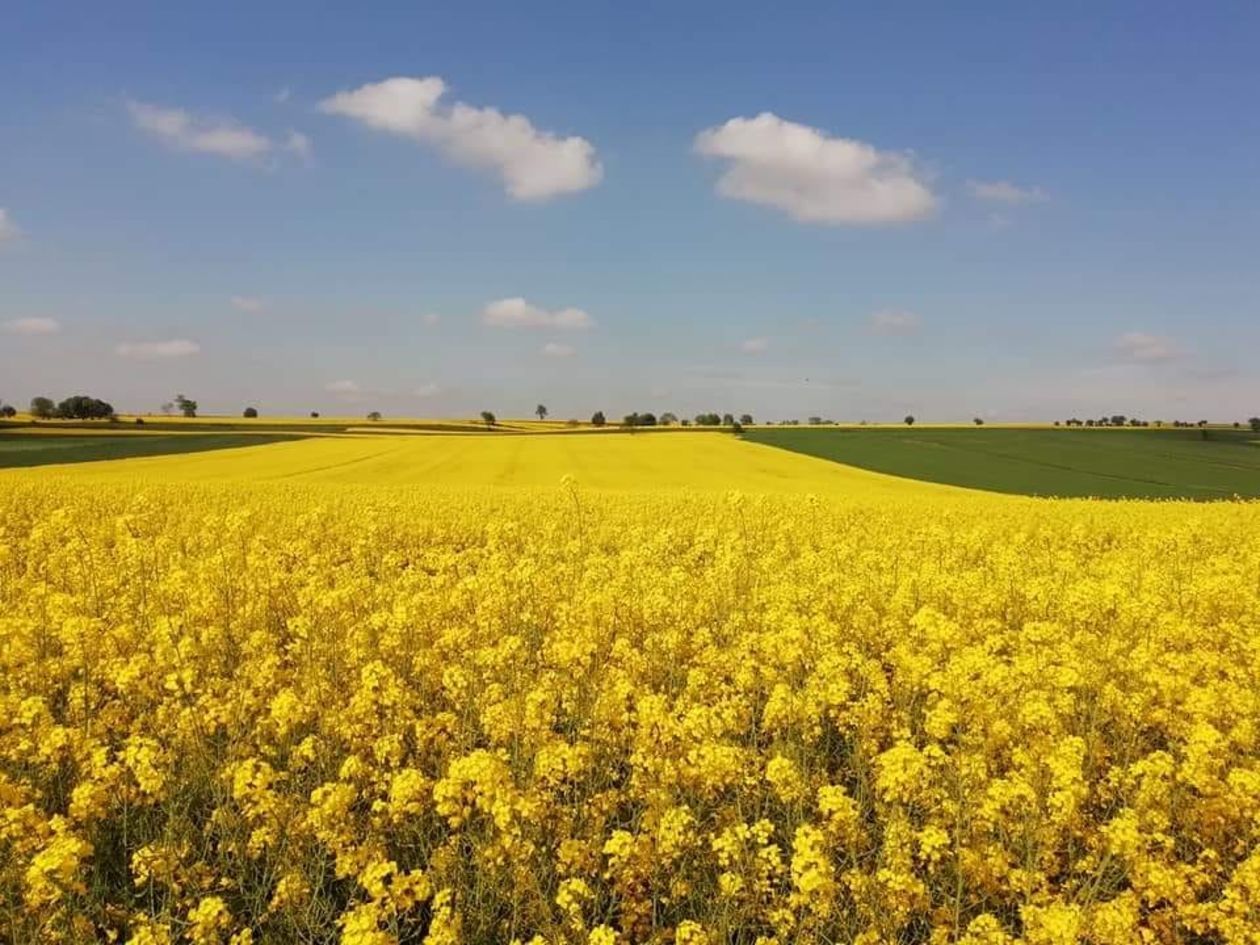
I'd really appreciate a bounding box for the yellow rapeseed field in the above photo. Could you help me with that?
[2,436,1259,944]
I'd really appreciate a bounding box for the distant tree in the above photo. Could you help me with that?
[721,413,735,426]
[731,420,744,434]
[480,410,496,428]
[160,402,175,416]
[638,412,657,427]
[243,406,258,418]
[367,411,382,421]
[590,410,606,427]
[1233,422,1241,429]
[680,418,691,427]
[904,415,915,426]
[807,416,823,426]
[739,413,753,425]
[973,417,984,426]
[1197,420,1208,428]
[1053,420,1061,427]
[1250,417,1260,433]
[694,413,721,426]
[1110,415,1127,427]
[30,396,56,419]
[1085,419,1095,427]
[56,395,115,420]
[310,411,320,418]
[174,394,197,418]
[135,417,145,425]
[659,412,678,426]
[0,404,15,418]
[623,413,639,428]
[535,404,548,421]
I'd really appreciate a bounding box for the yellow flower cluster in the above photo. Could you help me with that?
[1,477,1259,943]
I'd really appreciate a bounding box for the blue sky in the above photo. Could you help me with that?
[2,0,1258,421]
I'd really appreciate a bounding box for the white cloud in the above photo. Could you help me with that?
[966,179,1048,204]
[542,342,576,358]
[274,87,292,104]
[421,312,441,326]
[325,379,361,394]
[868,310,922,335]
[693,112,936,225]
[414,382,441,397]
[3,317,60,335]
[740,337,769,353]
[1115,331,1179,363]
[115,339,200,360]
[482,297,593,330]
[319,76,602,201]
[284,130,313,160]
[230,295,266,313]
[127,100,274,161]
[0,208,20,242]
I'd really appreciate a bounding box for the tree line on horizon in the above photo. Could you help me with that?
[4,395,1259,435]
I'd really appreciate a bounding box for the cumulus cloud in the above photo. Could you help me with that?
[1115,331,1179,363]
[318,76,602,200]
[868,310,922,335]
[541,342,576,358]
[693,112,936,225]
[3,317,60,335]
[740,337,769,353]
[482,297,593,330]
[0,208,19,242]
[966,179,1048,204]
[414,382,441,397]
[115,339,200,359]
[325,379,361,394]
[230,295,266,313]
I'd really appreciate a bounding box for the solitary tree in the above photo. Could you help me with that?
[30,396,56,419]
[310,411,320,418]
[721,413,735,426]
[174,394,197,418]
[367,411,382,421]
[974,417,985,426]
[243,406,258,418]
[591,410,606,427]
[739,413,754,425]
[160,402,175,416]
[1250,417,1260,433]
[0,404,15,418]
[480,411,496,428]
[807,416,823,426]
[659,412,678,426]
[535,404,548,421]
[905,415,915,426]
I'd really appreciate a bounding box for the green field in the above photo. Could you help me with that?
[0,433,300,468]
[744,427,1260,498]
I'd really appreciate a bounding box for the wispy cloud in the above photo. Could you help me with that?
[127,100,311,165]
[868,310,922,335]
[421,312,441,326]
[115,339,200,359]
[319,76,602,201]
[1114,331,1179,363]
[0,208,20,243]
[542,342,576,358]
[325,379,361,394]
[230,295,266,313]
[966,179,1048,205]
[3,317,60,335]
[482,297,593,329]
[414,382,441,397]
[740,337,769,353]
[694,112,936,225]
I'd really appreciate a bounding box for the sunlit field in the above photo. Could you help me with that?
[2,433,1258,945]
[14,431,963,496]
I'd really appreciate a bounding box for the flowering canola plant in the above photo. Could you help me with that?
[1,474,1259,944]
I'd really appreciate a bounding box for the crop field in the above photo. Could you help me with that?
[0,432,301,468]
[12,430,963,496]
[745,427,1260,499]
[2,433,1259,945]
